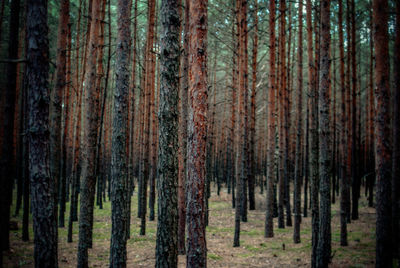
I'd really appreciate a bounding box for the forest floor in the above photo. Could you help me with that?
[5,185,376,267]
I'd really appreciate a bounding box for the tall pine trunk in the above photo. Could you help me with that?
[77,0,101,265]
[293,0,303,244]
[372,0,392,266]
[155,0,180,265]
[109,0,131,266]
[26,0,58,265]
[316,0,331,266]
[0,0,20,255]
[265,0,276,239]
[186,0,208,266]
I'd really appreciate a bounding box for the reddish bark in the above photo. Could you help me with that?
[186,0,208,266]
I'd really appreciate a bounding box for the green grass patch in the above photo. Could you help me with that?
[208,253,223,260]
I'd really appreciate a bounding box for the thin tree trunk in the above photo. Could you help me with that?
[77,0,101,265]
[265,0,276,239]
[350,0,359,221]
[0,0,20,255]
[338,0,348,247]
[293,0,303,244]
[52,0,70,229]
[178,0,189,255]
[392,0,400,260]
[248,0,258,212]
[306,1,319,266]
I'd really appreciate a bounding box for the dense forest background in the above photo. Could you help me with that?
[0,0,399,267]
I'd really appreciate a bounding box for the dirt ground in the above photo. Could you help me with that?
[5,186,376,267]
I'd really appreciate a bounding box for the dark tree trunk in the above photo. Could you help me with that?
[306,0,319,266]
[248,0,258,212]
[109,0,131,266]
[265,0,276,239]
[392,0,400,260]
[26,0,58,266]
[372,0,393,266]
[0,0,20,255]
[277,0,287,230]
[293,0,303,244]
[303,100,309,218]
[350,0,359,221]
[229,0,237,210]
[77,0,101,265]
[316,0,331,266]
[178,0,189,255]
[155,0,180,265]
[52,0,70,229]
[138,0,156,235]
[186,0,208,266]
[22,52,30,242]
[338,0,348,247]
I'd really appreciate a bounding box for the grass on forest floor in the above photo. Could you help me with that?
[5,185,375,267]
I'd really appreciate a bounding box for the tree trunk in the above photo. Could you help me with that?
[293,0,303,244]
[178,0,189,255]
[52,0,70,229]
[0,0,20,255]
[186,0,208,266]
[306,1,319,266]
[316,1,331,266]
[155,0,180,265]
[77,0,101,265]
[338,0,348,247]
[393,0,400,260]
[277,0,286,229]
[350,0,359,221]
[265,0,276,239]
[26,0,58,265]
[109,0,131,266]
[372,0,393,266]
[139,0,156,235]
[248,0,258,212]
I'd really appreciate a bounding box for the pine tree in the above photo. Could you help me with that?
[186,0,208,266]
[155,0,180,265]
[26,0,58,265]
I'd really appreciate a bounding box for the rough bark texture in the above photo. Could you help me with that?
[278,0,287,230]
[350,0,359,221]
[392,0,400,259]
[338,0,349,247]
[248,0,258,212]
[178,0,189,255]
[77,0,101,266]
[186,0,208,266]
[316,0,331,266]
[52,0,70,229]
[372,0,392,266]
[138,0,156,235]
[306,1,319,266]
[26,0,58,266]
[265,0,276,239]
[155,1,180,266]
[293,0,303,244]
[109,0,131,266]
